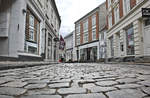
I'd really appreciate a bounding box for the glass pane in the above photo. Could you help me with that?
[29,15,34,27]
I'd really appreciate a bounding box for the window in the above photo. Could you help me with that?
[92,15,96,27]
[29,15,34,27]
[92,14,96,41]
[83,20,88,43]
[29,29,34,41]
[25,8,40,54]
[108,0,111,7]
[83,20,88,32]
[51,8,54,22]
[145,18,150,26]
[126,25,135,55]
[123,0,130,15]
[83,31,88,43]
[109,36,114,57]
[108,13,112,28]
[28,14,39,42]
[114,5,120,24]
[76,24,80,45]
[28,46,37,54]
[92,29,96,40]
[101,32,104,40]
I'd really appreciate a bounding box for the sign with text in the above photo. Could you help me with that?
[142,8,150,17]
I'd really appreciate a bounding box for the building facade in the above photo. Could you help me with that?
[41,0,61,62]
[106,0,150,62]
[0,0,61,61]
[64,31,73,62]
[75,2,106,62]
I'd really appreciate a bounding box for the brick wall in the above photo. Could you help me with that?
[96,12,99,40]
[119,0,123,18]
[112,9,115,25]
[130,0,136,9]
[106,0,109,29]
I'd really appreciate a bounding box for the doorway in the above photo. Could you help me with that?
[144,18,150,56]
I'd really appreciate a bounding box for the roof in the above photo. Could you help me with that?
[51,0,61,25]
[64,31,74,39]
[74,2,106,24]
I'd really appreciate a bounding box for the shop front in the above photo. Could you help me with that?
[80,46,97,62]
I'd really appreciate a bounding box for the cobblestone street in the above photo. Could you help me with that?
[0,63,150,98]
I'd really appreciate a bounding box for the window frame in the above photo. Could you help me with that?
[114,5,120,24]
[108,13,112,28]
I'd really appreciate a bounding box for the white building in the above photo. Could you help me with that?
[64,31,73,62]
[106,0,150,62]
[0,0,61,61]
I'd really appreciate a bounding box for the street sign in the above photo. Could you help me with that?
[142,8,150,18]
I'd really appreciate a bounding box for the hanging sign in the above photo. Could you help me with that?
[142,8,150,17]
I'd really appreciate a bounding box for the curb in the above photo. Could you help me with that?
[0,62,59,71]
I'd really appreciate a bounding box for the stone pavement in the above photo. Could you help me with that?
[0,63,150,98]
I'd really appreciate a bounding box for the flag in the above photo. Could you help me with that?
[59,35,65,50]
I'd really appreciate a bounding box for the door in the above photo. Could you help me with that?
[110,36,114,57]
[144,25,150,56]
[144,20,150,56]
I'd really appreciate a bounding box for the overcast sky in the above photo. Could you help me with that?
[55,0,105,37]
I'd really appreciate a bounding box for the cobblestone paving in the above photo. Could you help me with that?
[0,63,150,98]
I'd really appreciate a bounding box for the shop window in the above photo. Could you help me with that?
[92,47,97,61]
[145,18,150,26]
[109,36,114,57]
[28,46,37,54]
[126,26,135,55]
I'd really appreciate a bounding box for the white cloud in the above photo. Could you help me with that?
[55,0,105,37]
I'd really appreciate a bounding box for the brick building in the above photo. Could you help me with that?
[106,0,150,62]
[74,2,107,62]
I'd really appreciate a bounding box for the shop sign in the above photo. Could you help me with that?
[142,8,150,17]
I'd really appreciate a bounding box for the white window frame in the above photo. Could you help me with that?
[76,24,80,45]
[123,0,130,15]
[92,15,96,28]
[108,0,111,8]
[83,20,88,32]
[83,19,88,43]
[29,28,34,41]
[83,31,88,43]
[114,5,120,24]
[92,29,96,40]
[108,13,112,29]
[29,15,34,27]
[29,15,35,41]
